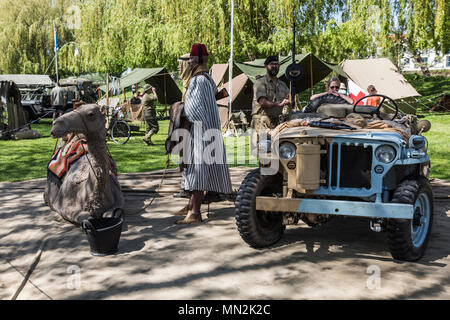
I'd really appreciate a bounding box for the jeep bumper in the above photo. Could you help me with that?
[255,197,413,219]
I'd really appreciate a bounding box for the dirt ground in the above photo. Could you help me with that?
[1,166,449,300]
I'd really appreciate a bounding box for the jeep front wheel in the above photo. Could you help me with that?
[235,168,285,248]
[387,176,433,261]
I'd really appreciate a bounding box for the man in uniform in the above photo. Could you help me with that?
[51,82,67,121]
[141,84,159,145]
[251,55,290,146]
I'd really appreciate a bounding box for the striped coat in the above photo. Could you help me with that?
[182,73,232,194]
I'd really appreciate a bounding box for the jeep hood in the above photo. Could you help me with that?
[276,126,405,145]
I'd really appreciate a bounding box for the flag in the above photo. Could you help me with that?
[348,80,368,106]
[54,25,58,53]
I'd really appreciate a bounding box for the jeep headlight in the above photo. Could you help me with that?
[279,142,296,160]
[375,145,396,163]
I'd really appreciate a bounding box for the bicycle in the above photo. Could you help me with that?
[107,106,131,144]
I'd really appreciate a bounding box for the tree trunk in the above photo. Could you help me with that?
[413,53,431,77]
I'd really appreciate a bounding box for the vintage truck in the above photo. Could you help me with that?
[235,94,433,261]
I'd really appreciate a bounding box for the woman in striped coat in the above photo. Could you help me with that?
[175,44,232,224]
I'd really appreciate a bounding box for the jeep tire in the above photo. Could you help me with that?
[387,176,433,261]
[235,168,285,248]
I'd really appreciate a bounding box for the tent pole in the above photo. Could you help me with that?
[163,72,168,114]
[227,0,234,131]
[310,53,313,96]
[106,73,109,106]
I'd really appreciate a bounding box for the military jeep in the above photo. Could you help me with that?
[235,94,433,261]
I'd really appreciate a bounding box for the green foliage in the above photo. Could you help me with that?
[0,0,73,75]
[0,0,447,76]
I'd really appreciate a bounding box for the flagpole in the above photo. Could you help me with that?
[53,22,59,83]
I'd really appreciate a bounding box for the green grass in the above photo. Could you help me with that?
[0,113,447,182]
[420,113,450,180]
[0,74,448,182]
[404,74,450,99]
[403,74,450,111]
[0,117,257,182]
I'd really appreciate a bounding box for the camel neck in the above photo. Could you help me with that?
[85,132,109,169]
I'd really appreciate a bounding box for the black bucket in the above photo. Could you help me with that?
[82,209,123,256]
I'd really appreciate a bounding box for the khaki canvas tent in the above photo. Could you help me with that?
[210,64,229,87]
[99,68,181,105]
[342,58,420,114]
[216,73,253,129]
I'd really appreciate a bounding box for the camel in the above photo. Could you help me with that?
[44,104,124,225]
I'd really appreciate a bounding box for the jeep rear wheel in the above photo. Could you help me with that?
[387,176,433,261]
[235,168,285,248]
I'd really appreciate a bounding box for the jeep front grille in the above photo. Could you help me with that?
[321,142,372,189]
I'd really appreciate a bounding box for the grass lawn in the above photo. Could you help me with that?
[0,113,448,182]
[0,117,257,182]
[0,74,448,182]
[404,74,450,104]
[420,112,450,180]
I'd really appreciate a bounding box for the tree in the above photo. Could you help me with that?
[0,0,446,77]
[391,0,449,76]
[0,0,74,76]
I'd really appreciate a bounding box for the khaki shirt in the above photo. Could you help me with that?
[141,93,157,110]
[252,73,289,118]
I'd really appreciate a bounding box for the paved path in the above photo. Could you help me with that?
[1,168,449,299]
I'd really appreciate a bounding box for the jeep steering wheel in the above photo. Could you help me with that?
[353,94,398,121]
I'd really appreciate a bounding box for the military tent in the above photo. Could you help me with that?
[213,53,346,128]
[342,58,420,114]
[99,68,181,105]
[216,73,253,129]
[210,64,229,87]
[234,53,347,93]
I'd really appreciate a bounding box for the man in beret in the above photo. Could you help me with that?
[251,55,290,146]
[141,84,159,145]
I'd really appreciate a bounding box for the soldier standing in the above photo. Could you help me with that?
[251,56,290,145]
[141,84,159,146]
[51,82,67,121]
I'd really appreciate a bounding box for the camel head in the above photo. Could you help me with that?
[51,104,107,138]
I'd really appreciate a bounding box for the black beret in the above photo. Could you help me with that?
[264,55,279,65]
